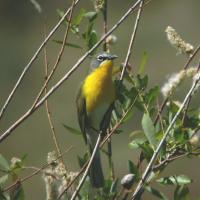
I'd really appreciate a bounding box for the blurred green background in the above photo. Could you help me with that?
[0,0,200,199]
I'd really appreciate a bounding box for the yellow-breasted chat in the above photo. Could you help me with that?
[76,52,117,188]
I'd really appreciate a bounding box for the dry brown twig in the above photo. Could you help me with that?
[3,146,73,193]
[57,94,139,199]
[154,43,200,125]
[0,0,146,143]
[60,1,145,196]
[0,0,81,122]
[131,68,200,199]
[42,0,76,169]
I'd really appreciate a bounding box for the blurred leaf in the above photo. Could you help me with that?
[53,39,82,49]
[57,9,65,18]
[0,188,7,200]
[103,179,113,194]
[63,124,82,135]
[138,52,148,74]
[142,113,157,148]
[138,142,154,161]
[157,175,192,185]
[174,185,189,200]
[72,8,86,26]
[77,153,88,168]
[129,137,146,149]
[10,183,25,200]
[145,86,160,105]
[145,186,168,200]
[84,11,98,22]
[135,74,148,90]
[88,30,97,49]
[128,160,139,180]
[0,154,9,171]
[70,25,80,34]
[0,175,8,186]
[109,179,118,194]
[122,109,133,123]
[29,0,42,13]
[129,130,144,138]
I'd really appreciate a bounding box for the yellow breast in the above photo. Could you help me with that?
[82,60,115,114]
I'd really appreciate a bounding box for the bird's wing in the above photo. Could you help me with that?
[100,103,114,137]
[76,86,88,144]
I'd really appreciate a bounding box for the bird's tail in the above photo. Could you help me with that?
[89,146,104,188]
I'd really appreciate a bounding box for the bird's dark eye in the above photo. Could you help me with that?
[97,55,104,61]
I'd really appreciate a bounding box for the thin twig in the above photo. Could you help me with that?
[154,43,200,125]
[69,134,102,200]
[43,32,63,162]
[100,95,138,147]
[3,146,73,193]
[131,72,200,200]
[182,59,200,124]
[57,94,139,198]
[120,0,144,81]
[103,0,108,52]
[183,44,200,70]
[31,0,76,111]
[0,0,143,143]
[0,0,80,121]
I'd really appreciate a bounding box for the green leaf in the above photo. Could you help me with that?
[57,9,65,18]
[29,0,42,13]
[157,175,192,185]
[174,185,189,200]
[109,179,118,194]
[122,109,133,123]
[138,52,148,74]
[62,124,82,135]
[77,153,88,168]
[0,188,7,200]
[53,39,82,49]
[88,30,97,49]
[84,11,98,22]
[138,142,154,161]
[142,113,157,148]
[0,175,8,186]
[0,154,9,170]
[10,183,25,200]
[128,160,139,180]
[129,137,146,149]
[135,74,148,90]
[145,186,168,200]
[72,8,86,26]
[145,86,160,105]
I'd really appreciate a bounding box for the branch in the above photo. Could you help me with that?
[0,0,144,143]
[3,146,73,193]
[42,0,76,167]
[120,0,144,81]
[31,0,76,110]
[57,95,138,197]
[131,72,200,199]
[154,43,200,125]
[0,0,81,121]
[68,134,102,200]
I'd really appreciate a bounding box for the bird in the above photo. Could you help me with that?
[76,52,117,188]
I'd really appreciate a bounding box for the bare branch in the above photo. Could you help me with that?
[131,71,200,199]
[120,0,144,81]
[69,134,102,200]
[3,146,73,193]
[0,0,81,121]
[0,0,143,143]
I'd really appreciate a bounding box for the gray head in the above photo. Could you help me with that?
[90,52,118,71]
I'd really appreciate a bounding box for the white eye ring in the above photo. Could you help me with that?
[97,55,104,61]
